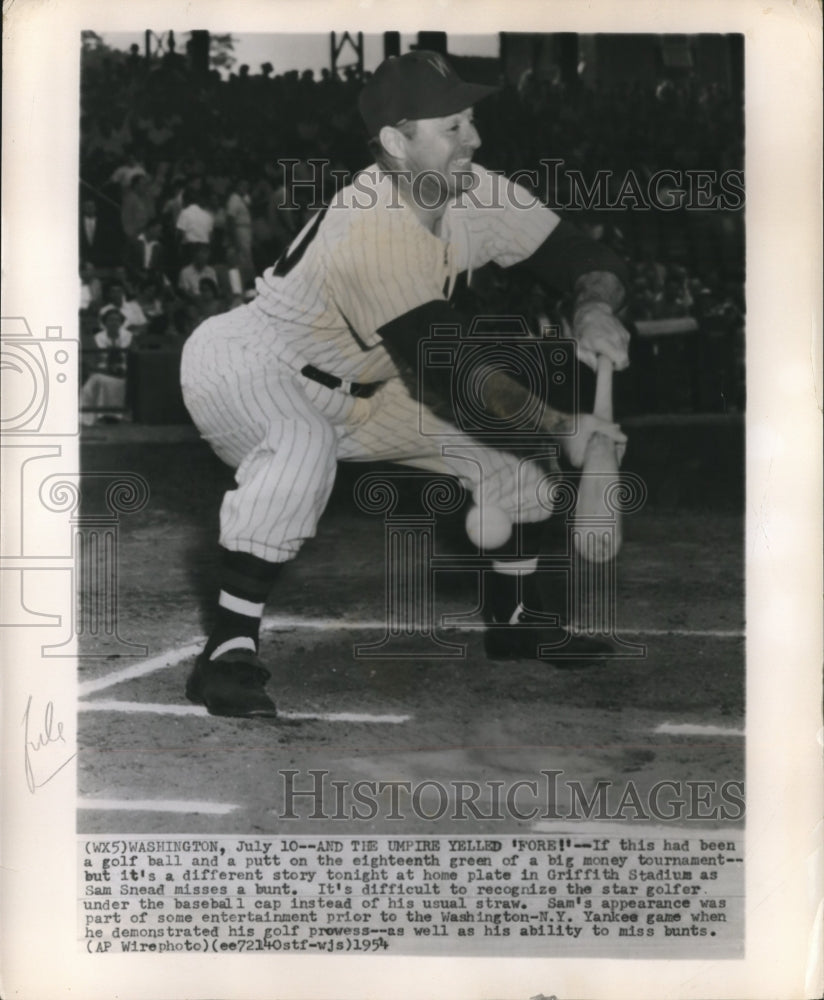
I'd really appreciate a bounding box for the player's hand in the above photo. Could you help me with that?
[571,302,631,371]
[562,414,627,468]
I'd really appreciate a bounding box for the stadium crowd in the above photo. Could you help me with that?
[78,39,745,421]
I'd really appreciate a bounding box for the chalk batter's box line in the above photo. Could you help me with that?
[77,699,744,742]
[78,700,411,724]
[77,616,744,698]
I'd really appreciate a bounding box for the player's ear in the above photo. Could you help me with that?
[378,125,408,162]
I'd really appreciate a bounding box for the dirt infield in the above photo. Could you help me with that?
[77,418,744,835]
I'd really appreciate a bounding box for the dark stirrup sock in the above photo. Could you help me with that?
[204,548,282,660]
[485,520,547,623]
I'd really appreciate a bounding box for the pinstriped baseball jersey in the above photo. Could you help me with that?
[240,164,560,383]
[180,162,563,564]
[182,307,553,563]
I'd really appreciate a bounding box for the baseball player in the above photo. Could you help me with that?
[180,51,630,718]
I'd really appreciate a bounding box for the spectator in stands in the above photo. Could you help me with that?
[79,197,102,264]
[135,275,178,338]
[630,275,657,320]
[104,280,148,336]
[109,148,147,192]
[194,276,224,321]
[225,177,254,286]
[178,244,217,300]
[161,176,187,230]
[215,246,246,306]
[250,169,302,268]
[176,185,215,255]
[80,262,102,312]
[206,189,228,258]
[125,43,143,79]
[249,175,278,267]
[79,304,132,425]
[121,173,156,241]
[83,116,130,163]
[142,113,176,152]
[652,274,692,318]
[79,196,119,268]
[125,217,166,279]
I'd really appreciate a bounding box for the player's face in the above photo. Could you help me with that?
[401,108,481,198]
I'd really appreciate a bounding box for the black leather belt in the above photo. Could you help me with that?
[301,364,383,398]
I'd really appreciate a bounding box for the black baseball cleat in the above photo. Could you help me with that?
[186,649,278,718]
[484,605,613,668]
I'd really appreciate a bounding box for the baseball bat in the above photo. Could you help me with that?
[573,354,623,563]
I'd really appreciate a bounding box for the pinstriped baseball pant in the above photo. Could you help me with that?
[181,309,553,563]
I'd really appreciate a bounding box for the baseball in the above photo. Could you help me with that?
[465,504,512,549]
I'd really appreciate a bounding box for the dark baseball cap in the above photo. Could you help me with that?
[358,50,498,136]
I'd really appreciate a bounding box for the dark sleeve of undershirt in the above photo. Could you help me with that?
[378,299,471,418]
[512,218,629,293]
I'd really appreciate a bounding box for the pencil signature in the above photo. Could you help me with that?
[23,695,76,793]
